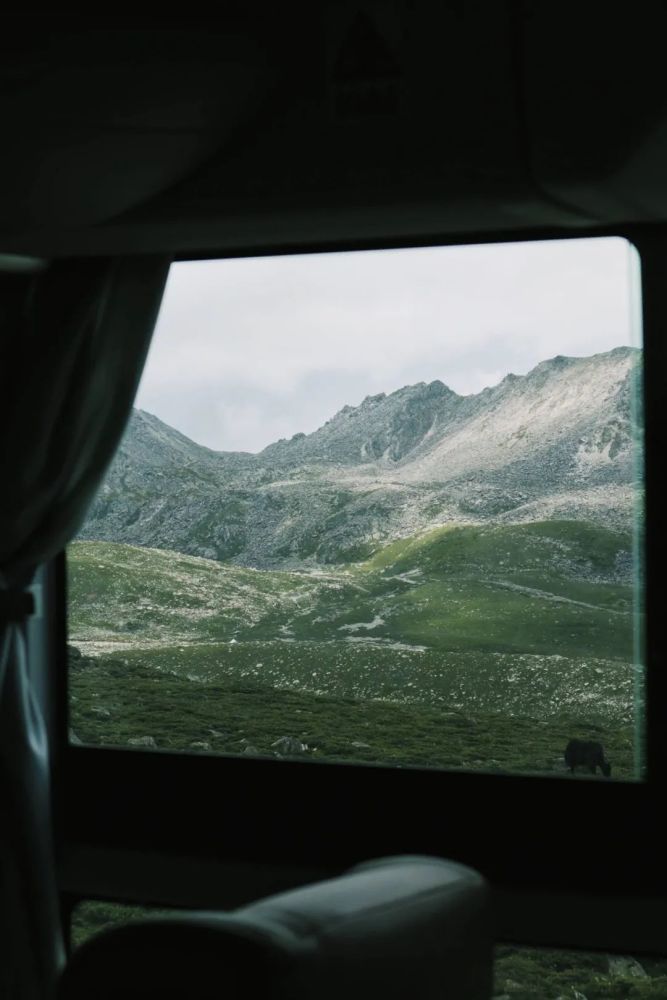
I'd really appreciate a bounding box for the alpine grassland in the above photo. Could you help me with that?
[68,516,637,777]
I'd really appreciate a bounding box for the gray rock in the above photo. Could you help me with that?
[127,736,158,748]
[88,706,111,720]
[607,955,647,978]
[68,729,83,746]
[242,745,259,756]
[189,741,211,751]
[351,740,371,749]
[271,736,307,754]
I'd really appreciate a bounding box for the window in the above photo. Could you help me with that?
[67,236,644,780]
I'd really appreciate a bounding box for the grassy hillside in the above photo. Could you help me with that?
[68,540,319,645]
[68,650,636,777]
[68,520,640,775]
[357,520,634,659]
[71,641,634,725]
[69,520,635,661]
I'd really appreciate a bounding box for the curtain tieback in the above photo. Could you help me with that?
[0,588,35,623]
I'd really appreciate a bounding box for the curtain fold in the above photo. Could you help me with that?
[0,256,170,999]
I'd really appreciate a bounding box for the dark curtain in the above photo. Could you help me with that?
[0,257,170,998]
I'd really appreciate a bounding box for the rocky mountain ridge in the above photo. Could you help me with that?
[81,347,641,566]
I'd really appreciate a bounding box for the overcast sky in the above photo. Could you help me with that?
[135,237,641,453]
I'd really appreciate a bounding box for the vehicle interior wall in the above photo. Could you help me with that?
[3,5,667,256]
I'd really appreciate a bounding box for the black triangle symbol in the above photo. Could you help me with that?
[333,12,400,84]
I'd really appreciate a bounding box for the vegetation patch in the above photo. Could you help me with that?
[69,650,636,778]
[68,519,640,775]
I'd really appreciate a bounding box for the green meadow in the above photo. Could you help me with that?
[68,519,640,777]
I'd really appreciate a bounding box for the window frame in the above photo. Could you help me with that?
[49,222,667,953]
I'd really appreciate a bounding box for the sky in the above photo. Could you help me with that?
[135,237,641,453]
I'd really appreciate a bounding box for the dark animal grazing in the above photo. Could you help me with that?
[564,739,611,777]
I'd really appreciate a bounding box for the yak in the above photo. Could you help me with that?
[564,739,611,777]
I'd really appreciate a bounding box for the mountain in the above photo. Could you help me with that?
[81,347,641,567]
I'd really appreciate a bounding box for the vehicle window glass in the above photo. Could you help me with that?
[494,943,667,997]
[68,237,644,779]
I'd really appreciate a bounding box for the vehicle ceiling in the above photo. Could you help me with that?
[1,4,667,258]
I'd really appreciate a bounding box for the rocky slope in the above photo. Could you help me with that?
[81,347,641,566]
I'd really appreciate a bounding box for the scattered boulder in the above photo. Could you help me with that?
[127,736,158,748]
[88,706,111,720]
[607,955,647,978]
[189,741,211,752]
[351,740,371,750]
[69,729,83,746]
[271,737,307,754]
[503,981,524,994]
[242,745,259,756]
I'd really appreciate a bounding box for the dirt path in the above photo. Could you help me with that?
[488,578,627,615]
